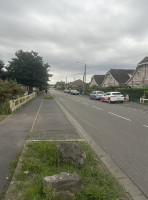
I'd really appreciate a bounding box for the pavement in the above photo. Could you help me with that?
[0,94,81,198]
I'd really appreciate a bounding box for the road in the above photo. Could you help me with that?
[52,89,148,198]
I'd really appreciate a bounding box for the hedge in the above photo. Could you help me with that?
[144,91,148,98]
[115,88,148,96]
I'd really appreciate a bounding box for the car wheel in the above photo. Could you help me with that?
[121,101,123,103]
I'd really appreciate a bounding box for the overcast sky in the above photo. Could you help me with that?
[0,0,148,84]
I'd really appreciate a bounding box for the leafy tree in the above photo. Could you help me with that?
[0,60,6,80]
[55,81,65,90]
[6,50,51,90]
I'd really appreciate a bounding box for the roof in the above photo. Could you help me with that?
[92,75,105,85]
[109,69,135,84]
[138,56,148,65]
[72,79,85,87]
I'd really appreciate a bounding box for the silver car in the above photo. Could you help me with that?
[90,91,104,100]
[70,90,79,95]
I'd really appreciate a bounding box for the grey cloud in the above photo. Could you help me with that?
[0,0,148,83]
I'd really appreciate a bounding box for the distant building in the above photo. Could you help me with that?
[89,75,105,88]
[127,57,148,88]
[71,79,85,88]
[102,69,134,87]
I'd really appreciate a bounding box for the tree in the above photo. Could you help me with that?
[0,60,6,80]
[6,50,51,90]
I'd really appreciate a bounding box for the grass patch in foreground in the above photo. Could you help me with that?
[9,141,130,200]
[0,114,10,123]
[42,94,53,99]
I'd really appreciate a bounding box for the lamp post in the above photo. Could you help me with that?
[76,62,87,83]
[76,62,87,94]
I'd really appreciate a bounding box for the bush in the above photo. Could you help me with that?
[0,99,11,114]
[144,91,148,98]
[0,79,23,114]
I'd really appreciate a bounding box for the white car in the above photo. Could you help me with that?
[101,92,124,103]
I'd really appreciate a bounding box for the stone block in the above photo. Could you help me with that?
[57,142,86,165]
[43,172,82,199]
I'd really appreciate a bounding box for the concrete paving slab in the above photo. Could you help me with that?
[29,99,81,141]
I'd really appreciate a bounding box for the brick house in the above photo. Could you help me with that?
[102,69,134,87]
[89,75,105,88]
[127,57,148,88]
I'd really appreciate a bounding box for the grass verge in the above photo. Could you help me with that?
[42,94,53,99]
[7,141,130,200]
[0,114,10,123]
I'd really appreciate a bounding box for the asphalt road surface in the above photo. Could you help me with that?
[52,89,148,198]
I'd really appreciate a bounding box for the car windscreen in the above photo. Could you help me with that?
[97,92,104,94]
[112,93,121,95]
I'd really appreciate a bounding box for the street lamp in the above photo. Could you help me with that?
[76,62,87,83]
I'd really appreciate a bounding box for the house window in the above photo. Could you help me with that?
[137,71,140,78]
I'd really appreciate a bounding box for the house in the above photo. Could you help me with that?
[102,69,134,87]
[89,75,105,88]
[71,79,85,88]
[127,56,148,88]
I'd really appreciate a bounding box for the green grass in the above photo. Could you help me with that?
[8,141,129,200]
[0,114,10,122]
[42,94,53,99]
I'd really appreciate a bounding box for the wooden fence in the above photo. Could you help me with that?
[9,92,36,112]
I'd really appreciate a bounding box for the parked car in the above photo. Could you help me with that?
[70,90,79,95]
[64,89,70,93]
[101,92,124,103]
[90,91,104,100]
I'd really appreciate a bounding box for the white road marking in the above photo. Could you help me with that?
[92,106,103,111]
[81,101,89,105]
[108,112,132,121]
[142,125,148,128]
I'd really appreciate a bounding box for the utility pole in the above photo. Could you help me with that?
[76,62,87,83]
[84,64,86,83]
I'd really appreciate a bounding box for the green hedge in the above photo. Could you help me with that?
[114,88,148,102]
[115,88,147,96]
[144,91,148,98]
[87,86,118,95]
[0,100,11,114]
